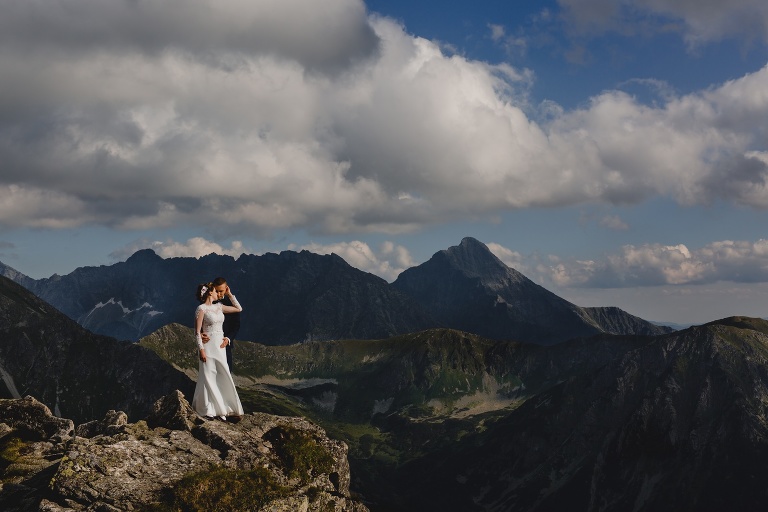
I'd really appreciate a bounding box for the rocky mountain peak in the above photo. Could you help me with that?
[439,236,510,280]
[125,247,163,264]
[0,260,35,288]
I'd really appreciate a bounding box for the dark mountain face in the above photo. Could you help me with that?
[2,237,669,345]
[393,237,670,344]
[392,318,768,512]
[0,276,193,424]
[11,249,436,344]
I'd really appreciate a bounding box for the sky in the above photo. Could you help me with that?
[1,0,768,326]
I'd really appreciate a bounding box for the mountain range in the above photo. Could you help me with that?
[2,270,768,510]
[0,237,670,344]
[137,318,768,511]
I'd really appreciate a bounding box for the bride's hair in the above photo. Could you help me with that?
[196,282,214,303]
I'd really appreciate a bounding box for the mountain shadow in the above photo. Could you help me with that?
[390,317,768,511]
[0,275,193,424]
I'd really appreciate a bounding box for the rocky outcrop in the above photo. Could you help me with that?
[0,392,368,511]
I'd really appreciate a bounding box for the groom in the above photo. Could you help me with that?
[200,276,241,373]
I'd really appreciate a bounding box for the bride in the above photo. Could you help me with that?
[192,282,244,421]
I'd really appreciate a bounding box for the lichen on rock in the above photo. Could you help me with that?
[0,391,369,511]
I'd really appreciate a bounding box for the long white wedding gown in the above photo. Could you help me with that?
[191,301,244,418]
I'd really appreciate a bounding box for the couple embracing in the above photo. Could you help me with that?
[192,276,244,421]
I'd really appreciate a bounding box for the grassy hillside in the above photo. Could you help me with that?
[139,323,652,509]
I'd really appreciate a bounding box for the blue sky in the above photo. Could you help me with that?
[1,0,768,326]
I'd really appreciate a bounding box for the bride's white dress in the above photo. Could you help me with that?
[191,302,244,417]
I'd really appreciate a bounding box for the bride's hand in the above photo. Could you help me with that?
[220,337,229,348]
[199,349,207,362]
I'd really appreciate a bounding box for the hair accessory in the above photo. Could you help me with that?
[200,285,208,298]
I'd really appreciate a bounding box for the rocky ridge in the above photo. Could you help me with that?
[393,237,671,344]
[2,249,435,344]
[1,238,669,345]
[0,391,368,511]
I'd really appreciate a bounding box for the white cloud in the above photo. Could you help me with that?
[489,24,506,43]
[638,0,768,47]
[0,185,90,229]
[488,23,527,57]
[111,236,410,280]
[289,240,413,281]
[111,237,250,260]
[599,214,629,230]
[545,239,768,287]
[0,0,767,236]
[486,242,528,272]
[557,0,768,46]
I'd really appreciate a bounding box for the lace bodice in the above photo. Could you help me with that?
[197,303,225,335]
[194,294,241,349]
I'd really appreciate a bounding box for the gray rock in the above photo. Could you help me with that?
[0,395,73,441]
[0,391,369,512]
[74,410,128,438]
[145,389,200,431]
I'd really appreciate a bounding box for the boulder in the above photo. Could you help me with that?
[0,396,73,441]
[74,410,128,438]
[145,388,200,431]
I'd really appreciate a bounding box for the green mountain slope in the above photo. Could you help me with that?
[141,319,768,511]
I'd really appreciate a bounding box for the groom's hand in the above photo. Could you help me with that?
[201,332,210,344]
[220,337,230,349]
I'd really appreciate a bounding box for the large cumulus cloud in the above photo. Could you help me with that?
[526,239,768,288]
[1,0,768,235]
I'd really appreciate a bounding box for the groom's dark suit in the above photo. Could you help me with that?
[217,297,240,373]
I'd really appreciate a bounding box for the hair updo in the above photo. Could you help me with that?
[196,282,213,303]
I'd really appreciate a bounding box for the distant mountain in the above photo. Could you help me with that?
[582,306,676,335]
[0,275,193,423]
[393,237,671,344]
[0,260,35,289]
[5,249,436,343]
[2,237,670,345]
